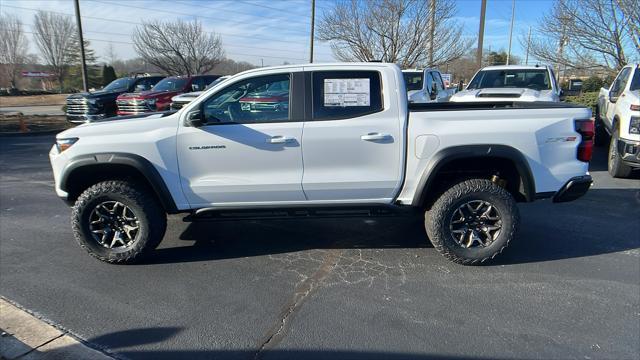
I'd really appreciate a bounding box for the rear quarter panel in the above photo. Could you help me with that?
[398,106,592,204]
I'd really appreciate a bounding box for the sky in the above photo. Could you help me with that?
[0,0,555,67]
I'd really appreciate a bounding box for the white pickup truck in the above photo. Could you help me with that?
[402,69,453,103]
[451,65,563,103]
[596,64,640,178]
[49,63,593,265]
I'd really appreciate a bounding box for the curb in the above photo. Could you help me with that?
[0,298,115,360]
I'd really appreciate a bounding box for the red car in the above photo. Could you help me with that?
[116,75,219,115]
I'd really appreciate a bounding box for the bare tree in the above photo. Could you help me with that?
[33,11,78,92]
[317,0,471,68]
[0,14,29,89]
[104,43,119,65]
[133,19,224,76]
[618,0,640,54]
[526,0,637,71]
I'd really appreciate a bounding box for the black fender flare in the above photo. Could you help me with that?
[412,144,536,205]
[60,152,178,213]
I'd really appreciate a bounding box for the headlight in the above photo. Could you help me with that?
[146,98,157,106]
[630,117,640,135]
[55,138,78,153]
[87,98,97,105]
[630,104,640,111]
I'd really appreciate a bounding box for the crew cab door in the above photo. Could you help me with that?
[428,71,450,102]
[300,69,404,202]
[176,70,305,207]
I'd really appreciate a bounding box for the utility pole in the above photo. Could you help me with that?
[73,0,89,92]
[506,0,515,65]
[476,0,487,68]
[556,13,571,84]
[309,0,315,63]
[428,0,436,67]
[525,26,531,65]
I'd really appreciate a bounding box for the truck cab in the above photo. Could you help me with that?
[116,75,219,115]
[597,64,640,177]
[65,76,164,123]
[402,69,452,103]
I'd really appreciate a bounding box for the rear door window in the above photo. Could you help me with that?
[312,71,383,120]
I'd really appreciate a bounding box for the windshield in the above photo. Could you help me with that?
[467,69,551,91]
[403,72,424,91]
[630,68,640,91]
[103,78,134,92]
[153,78,188,91]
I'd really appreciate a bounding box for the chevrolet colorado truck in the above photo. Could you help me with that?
[116,75,219,115]
[402,69,453,103]
[65,76,164,123]
[50,63,594,265]
[451,65,563,103]
[596,64,640,178]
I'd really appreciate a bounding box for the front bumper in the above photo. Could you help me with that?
[616,137,640,168]
[66,113,106,123]
[552,175,593,203]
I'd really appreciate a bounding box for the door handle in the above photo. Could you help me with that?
[267,136,295,144]
[360,132,391,141]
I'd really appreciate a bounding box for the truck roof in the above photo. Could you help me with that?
[480,64,551,71]
[236,62,400,77]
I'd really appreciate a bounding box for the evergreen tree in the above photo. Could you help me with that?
[102,65,117,86]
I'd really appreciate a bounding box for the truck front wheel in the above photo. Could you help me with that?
[71,180,167,264]
[425,179,519,265]
[608,129,633,178]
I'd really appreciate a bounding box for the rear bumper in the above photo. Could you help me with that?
[617,137,640,168]
[552,175,593,203]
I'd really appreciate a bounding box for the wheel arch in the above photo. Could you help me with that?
[412,145,536,208]
[60,153,178,213]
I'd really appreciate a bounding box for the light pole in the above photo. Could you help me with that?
[476,0,487,68]
[506,0,515,65]
[309,0,315,63]
[73,0,89,92]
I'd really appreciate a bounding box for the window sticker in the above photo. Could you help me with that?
[323,78,370,107]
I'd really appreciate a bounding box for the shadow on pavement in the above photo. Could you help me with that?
[79,327,535,360]
[143,187,639,266]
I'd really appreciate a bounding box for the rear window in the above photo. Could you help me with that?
[403,72,423,91]
[467,69,551,91]
[312,71,383,120]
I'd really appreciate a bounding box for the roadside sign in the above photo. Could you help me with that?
[441,73,452,87]
[21,71,54,78]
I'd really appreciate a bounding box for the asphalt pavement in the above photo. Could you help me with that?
[0,105,64,116]
[0,135,638,360]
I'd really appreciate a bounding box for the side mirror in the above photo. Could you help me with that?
[135,84,148,92]
[186,104,204,127]
[609,91,618,103]
[430,84,438,100]
[559,89,566,101]
[191,84,200,91]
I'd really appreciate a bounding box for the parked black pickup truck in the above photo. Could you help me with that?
[65,76,164,123]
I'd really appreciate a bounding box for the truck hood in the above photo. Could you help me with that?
[67,89,122,101]
[172,91,204,103]
[451,88,556,102]
[57,111,178,138]
[118,89,180,100]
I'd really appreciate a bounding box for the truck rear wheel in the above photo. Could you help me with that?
[425,179,519,265]
[71,180,167,264]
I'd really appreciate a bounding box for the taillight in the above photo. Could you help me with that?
[575,119,594,162]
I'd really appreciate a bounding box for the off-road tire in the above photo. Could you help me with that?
[608,129,633,178]
[425,179,519,265]
[71,180,167,264]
